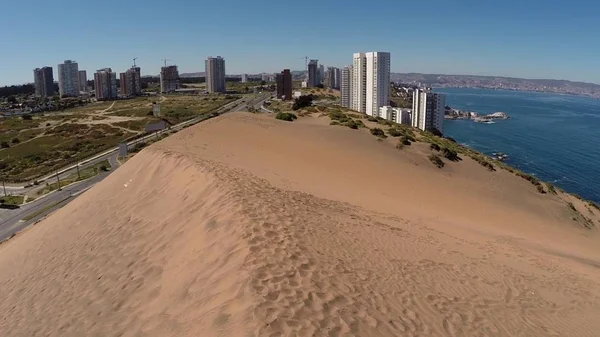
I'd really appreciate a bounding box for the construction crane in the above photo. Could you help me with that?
[133,57,138,67]
[298,56,309,70]
[161,58,172,68]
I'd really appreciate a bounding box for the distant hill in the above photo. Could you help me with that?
[389,73,600,98]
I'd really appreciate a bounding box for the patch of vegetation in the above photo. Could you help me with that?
[471,155,496,171]
[537,184,546,194]
[428,154,445,168]
[345,120,359,129]
[400,136,413,146]
[370,128,386,138]
[567,202,576,211]
[367,116,378,122]
[589,202,600,211]
[375,117,395,127]
[430,143,441,151]
[546,183,557,195]
[0,195,24,206]
[275,112,297,122]
[441,147,461,162]
[329,121,340,126]
[329,111,351,123]
[292,95,314,110]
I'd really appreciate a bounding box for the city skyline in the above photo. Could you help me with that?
[2,0,600,86]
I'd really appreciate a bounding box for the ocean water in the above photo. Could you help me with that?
[436,88,600,203]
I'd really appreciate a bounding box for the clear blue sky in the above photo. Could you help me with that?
[2,0,599,86]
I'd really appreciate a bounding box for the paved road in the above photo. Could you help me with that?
[0,172,109,242]
[0,93,273,243]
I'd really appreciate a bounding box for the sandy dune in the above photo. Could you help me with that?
[1,112,600,336]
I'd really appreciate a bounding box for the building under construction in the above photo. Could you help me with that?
[160,65,181,93]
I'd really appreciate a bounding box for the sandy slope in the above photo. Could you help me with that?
[1,112,600,336]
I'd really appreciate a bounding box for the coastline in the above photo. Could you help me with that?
[438,87,600,204]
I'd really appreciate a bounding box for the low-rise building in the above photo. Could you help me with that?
[378,106,412,125]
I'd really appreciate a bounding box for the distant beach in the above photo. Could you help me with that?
[437,87,600,203]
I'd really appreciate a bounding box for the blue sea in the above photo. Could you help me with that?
[436,88,600,203]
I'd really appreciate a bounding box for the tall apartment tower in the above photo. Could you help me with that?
[241,74,248,83]
[120,67,141,96]
[351,52,390,116]
[94,68,117,100]
[160,65,181,93]
[307,59,319,88]
[333,68,341,90]
[412,89,446,133]
[341,65,352,108]
[33,67,55,97]
[276,69,293,100]
[78,70,87,92]
[205,56,226,93]
[57,60,80,97]
[325,67,340,89]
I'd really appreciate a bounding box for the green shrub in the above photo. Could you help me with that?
[430,143,441,151]
[400,136,412,146]
[567,202,576,211]
[441,147,460,161]
[328,111,350,123]
[367,116,378,122]
[292,95,313,110]
[21,114,33,120]
[546,183,557,195]
[428,154,444,168]
[589,202,600,211]
[471,155,495,171]
[0,141,9,149]
[11,138,19,144]
[353,119,365,128]
[99,165,108,171]
[536,184,546,194]
[345,120,359,129]
[396,141,405,150]
[387,128,404,137]
[275,112,297,122]
[330,121,340,126]
[370,128,386,138]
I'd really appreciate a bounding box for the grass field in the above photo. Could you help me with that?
[0,94,239,182]
[0,195,25,206]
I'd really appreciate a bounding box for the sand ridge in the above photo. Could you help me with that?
[1,112,600,336]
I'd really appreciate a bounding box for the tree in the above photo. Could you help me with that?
[11,138,19,144]
[21,114,33,120]
[0,141,10,149]
[7,96,17,104]
[292,95,314,110]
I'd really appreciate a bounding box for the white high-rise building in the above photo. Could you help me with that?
[341,65,352,108]
[412,89,446,133]
[351,52,390,116]
[205,56,226,93]
[57,60,80,97]
[241,74,248,83]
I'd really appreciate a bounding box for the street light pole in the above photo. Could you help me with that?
[2,180,6,197]
[76,163,81,180]
[56,171,61,191]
